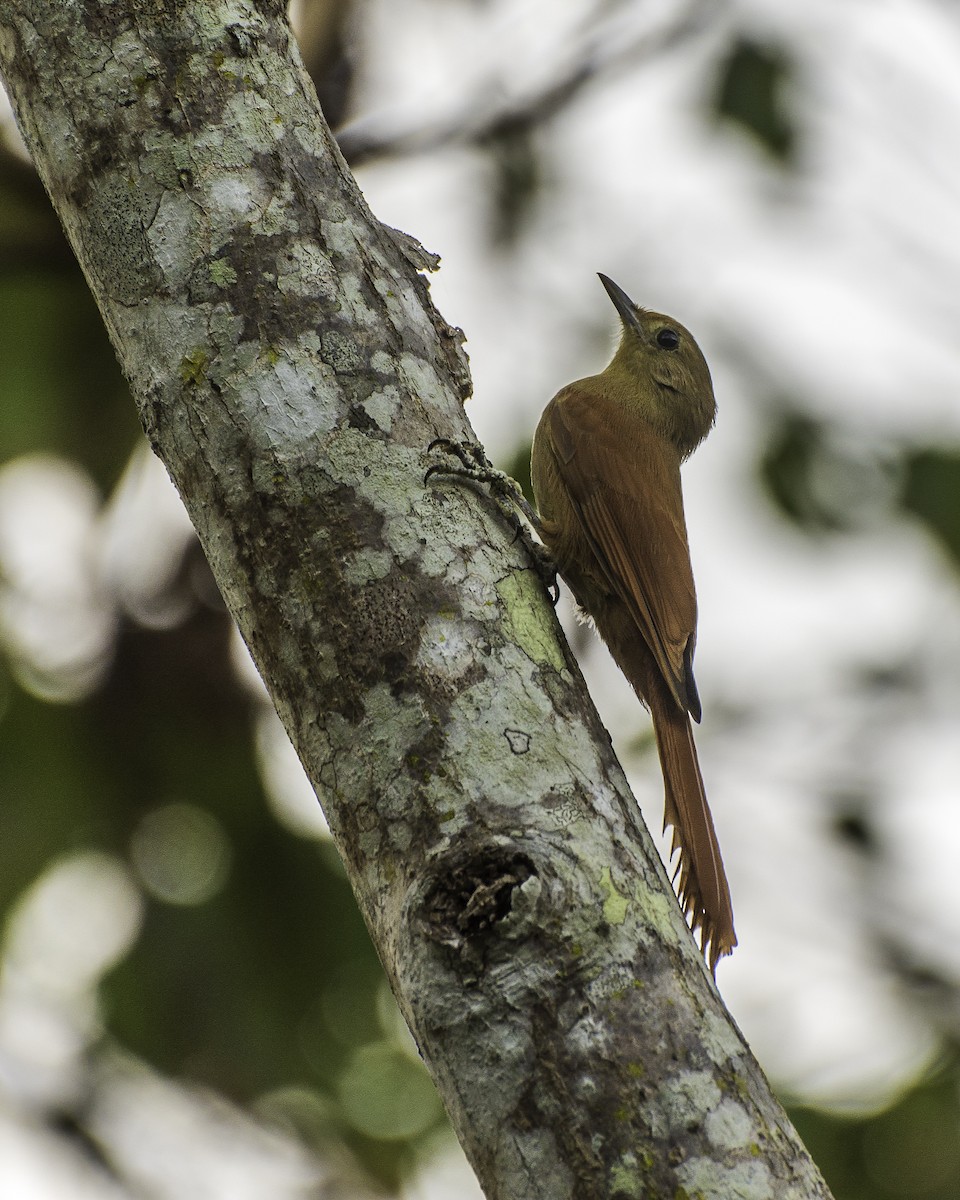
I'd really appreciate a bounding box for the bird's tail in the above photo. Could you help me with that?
[651,694,736,972]
[575,593,736,970]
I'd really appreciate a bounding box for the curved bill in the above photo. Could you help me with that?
[597,273,643,337]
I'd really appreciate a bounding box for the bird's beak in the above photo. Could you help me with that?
[598,273,643,337]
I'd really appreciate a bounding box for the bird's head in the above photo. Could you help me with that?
[599,273,716,458]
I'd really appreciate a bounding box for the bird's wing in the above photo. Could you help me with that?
[544,384,700,717]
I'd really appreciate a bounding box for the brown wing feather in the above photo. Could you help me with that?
[544,384,698,715]
[533,381,737,967]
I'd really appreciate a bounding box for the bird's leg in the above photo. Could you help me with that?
[426,438,559,603]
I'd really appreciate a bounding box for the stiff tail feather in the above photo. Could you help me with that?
[652,701,736,972]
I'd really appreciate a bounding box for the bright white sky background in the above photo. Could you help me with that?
[2,0,960,1195]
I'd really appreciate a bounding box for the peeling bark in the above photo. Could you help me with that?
[0,4,834,1198]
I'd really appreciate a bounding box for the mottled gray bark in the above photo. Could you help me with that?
[0,4,833,1198]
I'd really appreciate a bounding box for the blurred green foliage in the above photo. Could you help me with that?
[793,1050,960,1200]
[713,35,797,163]
[902,448,960,568]
[757,407,960,579]
[481,118,544,249]
[0,274,137,485]
[756,408,895,534]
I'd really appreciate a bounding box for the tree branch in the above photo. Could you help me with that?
[336,0,712,168]
[0,3,833,1197]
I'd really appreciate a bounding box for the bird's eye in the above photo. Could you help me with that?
[656,328,680,350]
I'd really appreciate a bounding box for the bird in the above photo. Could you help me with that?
[529,273,736,970]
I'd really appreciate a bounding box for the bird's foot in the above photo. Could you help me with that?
[425,438,517,500]
[426,438,559,604]
[523,539,560,605]
[425,438,529,513]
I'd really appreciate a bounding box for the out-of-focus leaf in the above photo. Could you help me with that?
[0,274,139,488]
[0,686,114,915]
[901,448,960,570]
[0,149,74,272]
[479,120,542,248]
[503,439,534,506]
[790,1052,960,1200]
[713,36,797,163]
[758,411,843,531]
[295,0,358,131]
[760,410,902,535]
[830,795,878,857]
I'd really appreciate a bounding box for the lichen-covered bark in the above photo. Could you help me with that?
[0,4,833,1198]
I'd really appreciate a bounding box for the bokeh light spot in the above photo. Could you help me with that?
[337,1043,442,1141]
[130,803,231,906]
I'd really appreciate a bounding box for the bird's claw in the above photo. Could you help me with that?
[425,438,515,501]
[426,437,559,603]
[426,437,490,468]
[524,539,560,605]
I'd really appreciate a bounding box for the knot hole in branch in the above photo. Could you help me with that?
[425,847,537,942]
